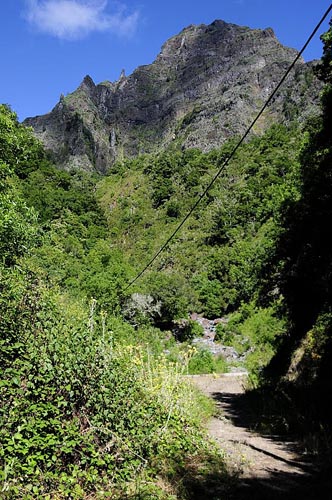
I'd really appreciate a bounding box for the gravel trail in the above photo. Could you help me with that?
[189,374,325,499]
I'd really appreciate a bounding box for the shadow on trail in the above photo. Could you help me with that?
[203,389,332,500]
[175,460,332,500]
[227,470,332,500]
[212,390,267,429]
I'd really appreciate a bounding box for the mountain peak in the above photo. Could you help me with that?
[24,20,321,173]
[79,75,95,91]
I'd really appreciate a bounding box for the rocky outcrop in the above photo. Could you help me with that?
[24,20,322,172]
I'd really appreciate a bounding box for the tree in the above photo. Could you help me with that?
[0,162,38,265]
[0,104,46,177]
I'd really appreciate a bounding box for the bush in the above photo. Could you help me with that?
[146,273,194,326]
[214,322,233,345]
[188,349,228,374]
[0,290,222,498]
[174,319,204,342]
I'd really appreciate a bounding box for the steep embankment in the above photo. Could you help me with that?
[24,20,321,172]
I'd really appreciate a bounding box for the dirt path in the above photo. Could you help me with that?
[189,374,324,499]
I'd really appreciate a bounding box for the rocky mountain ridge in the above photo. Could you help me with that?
[24,19,322,172]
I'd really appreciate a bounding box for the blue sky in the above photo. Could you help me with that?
[1,0,331,121]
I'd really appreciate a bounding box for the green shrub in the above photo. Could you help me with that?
[146,273,194,326]
[175,320,204,342]
[0,289,222,498]
[214,323,233,345]
[188,349,228,374]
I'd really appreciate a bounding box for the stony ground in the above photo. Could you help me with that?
[189,374,330,499]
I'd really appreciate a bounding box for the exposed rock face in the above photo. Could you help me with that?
[24,20,322,172]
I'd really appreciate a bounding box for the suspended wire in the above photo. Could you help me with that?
[124,3,332,291]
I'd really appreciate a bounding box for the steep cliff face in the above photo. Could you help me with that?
[24,20,321,172]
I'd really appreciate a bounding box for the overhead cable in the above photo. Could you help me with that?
[124,3,332,291]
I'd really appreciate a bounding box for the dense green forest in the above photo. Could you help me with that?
[1,21,332,499]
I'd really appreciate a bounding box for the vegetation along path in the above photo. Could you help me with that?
[189,374,328,499]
